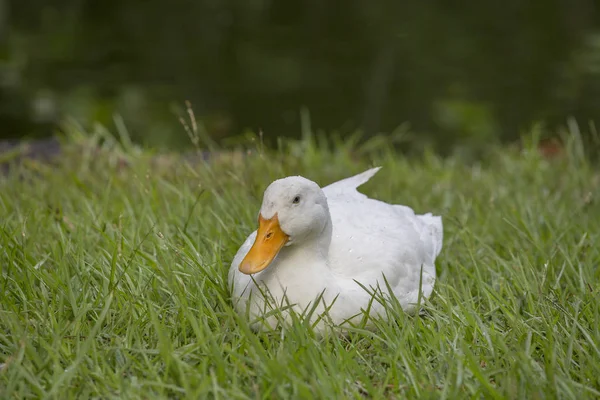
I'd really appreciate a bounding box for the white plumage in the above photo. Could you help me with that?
[229,167,443,333]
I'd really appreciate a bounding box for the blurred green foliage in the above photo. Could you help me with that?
[1,0,600,152]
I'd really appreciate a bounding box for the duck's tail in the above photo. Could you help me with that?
[418,213,443,259]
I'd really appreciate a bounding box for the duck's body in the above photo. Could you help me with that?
[229,167,443,332]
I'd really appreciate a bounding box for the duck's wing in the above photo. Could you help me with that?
[323,166,442,265]
[322,167,381,200]
[324,168,443,311]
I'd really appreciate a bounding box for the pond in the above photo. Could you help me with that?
[2,0,600,152]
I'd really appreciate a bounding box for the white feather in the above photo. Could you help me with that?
[229,167,443,333]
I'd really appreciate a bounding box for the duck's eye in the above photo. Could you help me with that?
[292,195,301,204]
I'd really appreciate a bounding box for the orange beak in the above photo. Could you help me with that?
[239,213,289,275]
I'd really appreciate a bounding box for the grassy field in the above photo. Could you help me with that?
[1,128,599,399]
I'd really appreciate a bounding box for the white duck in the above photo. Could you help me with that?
[229,167,443,332]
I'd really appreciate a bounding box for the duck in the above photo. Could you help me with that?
[228,167,443,333]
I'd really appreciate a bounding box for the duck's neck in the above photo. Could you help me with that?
[283,217,332,265]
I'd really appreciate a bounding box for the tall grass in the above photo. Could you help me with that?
[0,125,599,398]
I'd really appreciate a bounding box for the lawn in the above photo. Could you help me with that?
[1,127,599,399]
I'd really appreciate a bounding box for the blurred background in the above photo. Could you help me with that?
[1,0,600,153]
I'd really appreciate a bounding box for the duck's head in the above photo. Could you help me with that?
[238,176,329,275]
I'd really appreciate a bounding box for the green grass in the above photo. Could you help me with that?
[1,128,599,399]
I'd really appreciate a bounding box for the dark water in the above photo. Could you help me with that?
[2,0,600,151]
